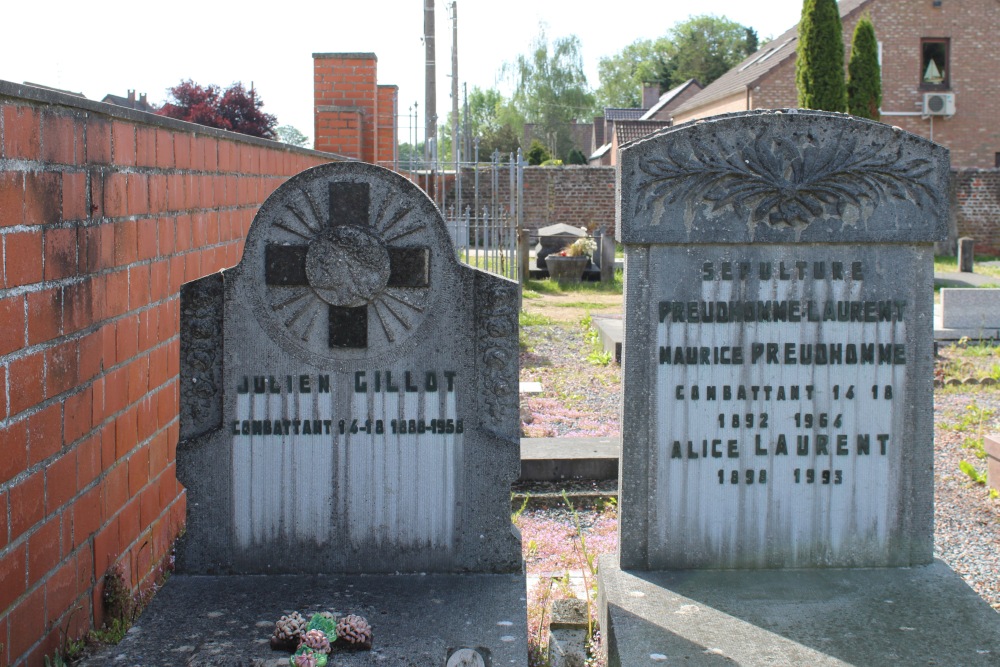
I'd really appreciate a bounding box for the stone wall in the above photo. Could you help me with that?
[0,81,336,666]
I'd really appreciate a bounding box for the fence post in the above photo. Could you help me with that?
[518,228,531,287]
[600,232,616,283]
[958,237,975,273]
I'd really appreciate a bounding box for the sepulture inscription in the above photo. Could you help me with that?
[616,111,948,570]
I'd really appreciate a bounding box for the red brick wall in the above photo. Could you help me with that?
[313,53,379,162]
[954,170,1000,255]
[0,82,334,667]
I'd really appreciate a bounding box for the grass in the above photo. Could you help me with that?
[934,254,1000,279]
[937,339,1000,383]
[526,269,623,295]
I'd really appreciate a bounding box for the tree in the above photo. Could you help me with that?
[596,16,759,108]
[526,139,553,166]
[847,15,881,120]
[158,80,278,139]
[506,29,596,160]
[439,86,522,161]
[275,125,309,147]
[796,0,847,112]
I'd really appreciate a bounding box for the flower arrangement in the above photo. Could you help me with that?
[558,237,597,258]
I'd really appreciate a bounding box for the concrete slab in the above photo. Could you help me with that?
[520,437,620,481]
[81,573,527,666]
[519,381,543,394]
[933,304,1000,341]
[592,317,622,363]
[935,271,1000,288]
[598,556,1000,666]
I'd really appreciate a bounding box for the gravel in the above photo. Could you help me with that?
[521,322,1000,612]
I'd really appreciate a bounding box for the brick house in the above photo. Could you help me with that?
[670,0,1000,169]
[589,79,701,166]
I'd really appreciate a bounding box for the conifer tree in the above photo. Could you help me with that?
[796,0,847,112]
[847,16,882,120]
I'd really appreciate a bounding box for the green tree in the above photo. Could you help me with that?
[847,15,881,120]
[439,87,523,161]
[526,139,553,166]
[796,0,847,112]
[506,29,596,160]
[275,125,309,147]
[595,16,759,108]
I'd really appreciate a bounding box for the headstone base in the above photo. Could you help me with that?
[81,573,527,666]
[598,556,999,666]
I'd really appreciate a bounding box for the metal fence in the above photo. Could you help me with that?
[381,147,524,282]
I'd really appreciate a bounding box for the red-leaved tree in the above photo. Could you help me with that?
[157,80,278,139]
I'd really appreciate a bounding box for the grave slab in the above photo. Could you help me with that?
[598,556,1000,667]
[80,573,527,667]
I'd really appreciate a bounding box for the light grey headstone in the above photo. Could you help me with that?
[176,162,521,574]
[616,110,949,569]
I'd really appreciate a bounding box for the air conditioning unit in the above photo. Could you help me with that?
[923,92,955,116]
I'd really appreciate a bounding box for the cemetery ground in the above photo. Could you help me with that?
[516,275,1000,666]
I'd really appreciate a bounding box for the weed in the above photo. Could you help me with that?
[581,315,613,367]
[991,488,999,500]
[561,491,599,659]
[512,493,531,522]
[526,269,623,296]
[960,460,988,485]
[521,311,555,327]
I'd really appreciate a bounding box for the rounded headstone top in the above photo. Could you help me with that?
[237,162,458,368]
[618,109,950,245]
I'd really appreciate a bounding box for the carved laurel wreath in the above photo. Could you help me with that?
[637,129,939,228]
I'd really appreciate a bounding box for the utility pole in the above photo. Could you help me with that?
[449,1,459,168]
[424,0,437,167]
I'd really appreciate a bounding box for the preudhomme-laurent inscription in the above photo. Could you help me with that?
[659,258,899,489]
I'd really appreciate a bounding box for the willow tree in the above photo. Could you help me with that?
[796,0,847,112]
[847,15,882,120]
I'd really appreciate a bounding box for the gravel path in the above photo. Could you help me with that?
[521,322,1000,612]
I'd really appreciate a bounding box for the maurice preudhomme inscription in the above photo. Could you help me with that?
[659,258,902,489]
[231,369,462,437]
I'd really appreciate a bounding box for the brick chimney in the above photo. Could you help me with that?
[139,93,147,107]
[313,53,378,161]
[642,84,660,110]
[128,89,135,104]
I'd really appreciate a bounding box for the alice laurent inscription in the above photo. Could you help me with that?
[617,111,948,569]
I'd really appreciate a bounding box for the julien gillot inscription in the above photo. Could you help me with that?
[177,162,521,574]
[616,111,948,570]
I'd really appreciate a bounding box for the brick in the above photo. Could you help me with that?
[73,484,103,547]
[9,585,45,662]
[10,470,44,541]
[127,445,150,497]
[45,556,78,626]
[112,121,136,166]
[126,356,149,405]
[136,127,157,168]
[41,111,79,164]
[118,497,140,551]
[45,339,79,397]
[28,516,61,586]
[157,380,178,431]
[77,434,101,489]
[89,167,105,218]
[174,133,191,169]
[104,172,128,218]
[93,515,120,579]
[8,351,45,417]
[0,365,5,420]
[115,407,138,460]
[23,171,62,226]
[148,345,169,391]
[60,171,88,222]
[26,287,63,346]
[116,314,140,361]
[104,366,129,418]
[64,386,94,445]
[103,463,129,517]
[5,228,43,288]
[0,171,24,227]
[149,175,168,216]
[126,173,149,216]
[63,278,97,336]
[0,544,27,613]
[0,295,25,356]
[0,419,28,485]
[27,403,63,466]
[85,118,112,164]
[136,394,156,443]
[128,264,151,310]
[104,269,129,316]
[137,308,156,353]
[46,449,78,513]
[2,105,41,159]
[139,483,160,531]
[149,259,170,302]
[0,490,7,549]
[43,226,79,280]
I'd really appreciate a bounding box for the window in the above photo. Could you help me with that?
[921,38,949,89]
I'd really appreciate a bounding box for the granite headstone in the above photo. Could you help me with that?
[599,110,1000,665]
[177,161,522,575]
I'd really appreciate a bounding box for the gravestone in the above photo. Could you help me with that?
[87,162,527,665]
[599,110,1000,665]
[535,222,587,270]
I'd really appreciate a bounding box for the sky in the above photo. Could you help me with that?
[3,0,807,145]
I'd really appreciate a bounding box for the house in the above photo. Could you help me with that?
[102,89,155,112]
[589,79,702,166]
[669,0,1000,169]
